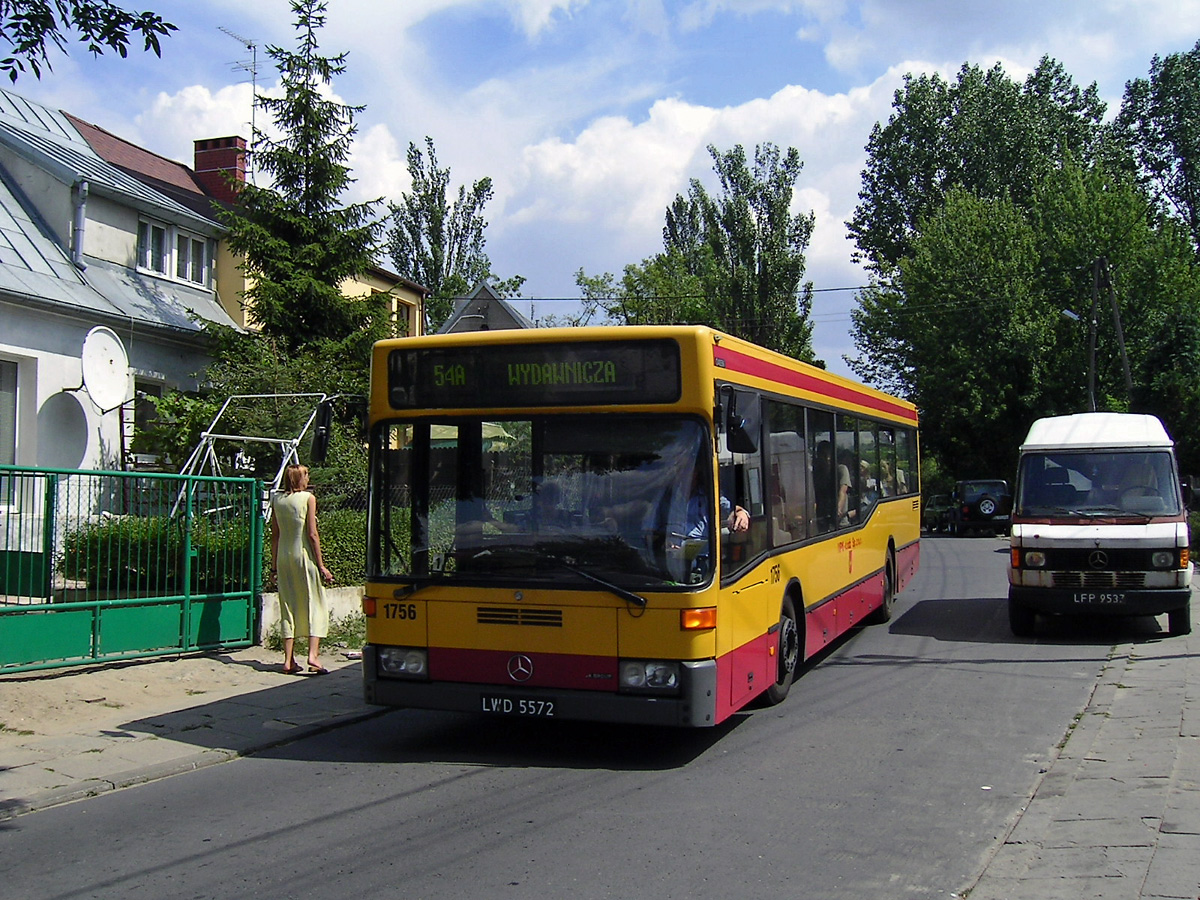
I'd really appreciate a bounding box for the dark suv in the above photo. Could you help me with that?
[950,479,1012,535]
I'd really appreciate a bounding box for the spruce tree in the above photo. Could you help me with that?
[219,0,388,353]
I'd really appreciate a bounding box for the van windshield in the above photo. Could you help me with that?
[1016,450,1181,517]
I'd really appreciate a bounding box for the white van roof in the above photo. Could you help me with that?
[1020,413,1173,451]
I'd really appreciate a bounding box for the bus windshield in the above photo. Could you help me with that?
[369,414,713,588]
[1016,450,1182,517]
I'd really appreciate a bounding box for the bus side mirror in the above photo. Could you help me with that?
[1183,478,1195,510]
[723,388,760,454]
[310,400,333,465]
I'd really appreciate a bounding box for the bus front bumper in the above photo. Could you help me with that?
[362,644,719,728]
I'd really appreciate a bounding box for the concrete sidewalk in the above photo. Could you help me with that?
[3,609,1200,899]
[965,603,1200,900]
[0,647,382,820]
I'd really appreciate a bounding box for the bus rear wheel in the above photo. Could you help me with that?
[762,595,800,706]
[868,553,896,625]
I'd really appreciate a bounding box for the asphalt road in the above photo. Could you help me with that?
[2,535,1149,900]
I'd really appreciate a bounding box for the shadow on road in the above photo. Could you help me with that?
[891,595,1172,645]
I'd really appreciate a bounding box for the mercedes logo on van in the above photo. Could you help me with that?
[507,654,534,682]
[1088,550,1109,569]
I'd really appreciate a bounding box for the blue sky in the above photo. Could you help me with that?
[13,0,1199,375]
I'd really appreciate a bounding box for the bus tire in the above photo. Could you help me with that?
[1168,605,1192,636]
[762,594,800,706]
[868,551,896,625]
[1009,596,1036,637]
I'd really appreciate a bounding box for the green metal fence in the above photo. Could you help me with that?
[0,466,263,673]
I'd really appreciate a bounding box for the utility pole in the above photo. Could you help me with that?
[1088,257,1134,412]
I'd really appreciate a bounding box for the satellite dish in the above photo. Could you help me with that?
[80,326,130,412]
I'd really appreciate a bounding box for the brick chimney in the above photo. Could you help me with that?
[193,136,247,203]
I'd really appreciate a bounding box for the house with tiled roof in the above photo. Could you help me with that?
[0,86,428,473]
[0,88,239,471]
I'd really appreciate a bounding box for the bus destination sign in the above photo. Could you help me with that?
[388,339,682,409]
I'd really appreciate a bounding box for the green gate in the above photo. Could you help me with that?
[0,466,263,673]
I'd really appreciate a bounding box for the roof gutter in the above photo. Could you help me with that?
[71,178,87,269]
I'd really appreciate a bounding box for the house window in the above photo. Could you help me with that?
[139,219,211,287]
[0,359,14,465]
[137,220,167,274]
[175,234,210,285]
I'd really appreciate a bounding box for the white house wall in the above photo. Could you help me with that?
[1,300,210,471]
[84,193,138,266]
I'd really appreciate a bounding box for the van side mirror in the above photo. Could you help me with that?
[1183,478,1195,510]
[722,387,760,454]
[310,400,333,465]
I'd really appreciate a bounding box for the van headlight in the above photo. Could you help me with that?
[377,646,428,678]
[619,660,680,692]
[1152,550,1177,569]
[1024,551,1047,568]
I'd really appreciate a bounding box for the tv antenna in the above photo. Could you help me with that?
[219,25,258,183]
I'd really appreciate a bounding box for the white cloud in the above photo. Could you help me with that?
[137,84,257,165]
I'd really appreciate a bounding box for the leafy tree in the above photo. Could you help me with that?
[386,136,498,332]
[0,0,174,81]
[1115,40,1200,255]
[849,57,1109,273]
[850,163,1200,478]
[219,0,389,354]
[579,142,818,363]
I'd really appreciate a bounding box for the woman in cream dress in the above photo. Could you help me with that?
[270,464,334,674]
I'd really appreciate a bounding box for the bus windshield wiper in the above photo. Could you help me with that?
[473,548,648,609]
[545,557,648,609]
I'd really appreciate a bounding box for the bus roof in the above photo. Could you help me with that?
[1019,413,1173,452]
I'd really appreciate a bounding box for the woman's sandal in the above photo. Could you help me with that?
[282,663,304,675]
[308,665,329,676]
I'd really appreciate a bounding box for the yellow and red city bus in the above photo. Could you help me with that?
[361,325,919,727]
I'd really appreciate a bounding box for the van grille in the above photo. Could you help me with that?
[1052,572,1147,589]
[477,606,563,627]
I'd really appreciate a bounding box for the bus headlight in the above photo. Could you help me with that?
[377,646,428,678]
[619,660,680,692]
[1152,550,1177,568]
[1024,551,1046,568]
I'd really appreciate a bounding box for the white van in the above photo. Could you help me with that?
[1008,412,1192,637]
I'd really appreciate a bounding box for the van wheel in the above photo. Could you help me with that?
[762,595,800,706]
[1009,597,1036,637]
[1168,605,1192,636]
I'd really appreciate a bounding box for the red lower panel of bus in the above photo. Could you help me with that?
[715,632,774,721]
[432,640,773,722]
[431,647,618,691]
[803,540,920,661]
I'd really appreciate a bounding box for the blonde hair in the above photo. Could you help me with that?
[283,464,309,493]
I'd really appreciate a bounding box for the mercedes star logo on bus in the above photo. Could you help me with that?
[507,654,534,682]
[1089,550,1109,569]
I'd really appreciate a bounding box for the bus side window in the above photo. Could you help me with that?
[767,400,807,544]
[808,408,836,535]
[719,435,769,573]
